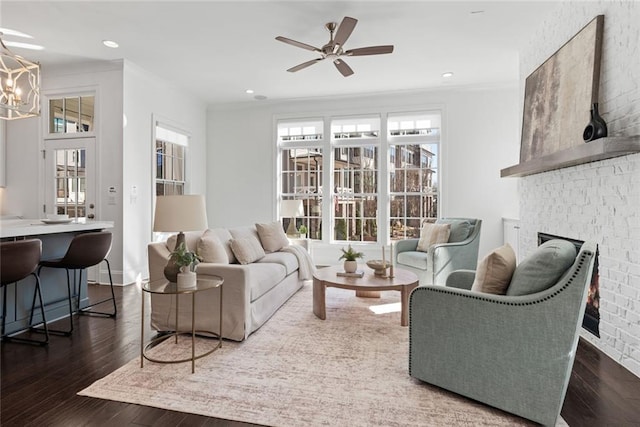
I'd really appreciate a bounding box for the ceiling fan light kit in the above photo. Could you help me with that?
[276,16,393,77]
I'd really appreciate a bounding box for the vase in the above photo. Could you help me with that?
[344,260,358,273]
[177,269,197,289]
[583,103,608,142]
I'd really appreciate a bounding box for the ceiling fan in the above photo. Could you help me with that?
[275,16,394,77]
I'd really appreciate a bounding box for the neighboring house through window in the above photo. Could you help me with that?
[277,110,440,244]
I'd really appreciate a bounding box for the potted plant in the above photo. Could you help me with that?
[339,244,364,273]
[169,242,202,288]
[298,224,308,238]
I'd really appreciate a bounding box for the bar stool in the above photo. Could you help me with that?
[34,231,116,336]
[1,239,49,345]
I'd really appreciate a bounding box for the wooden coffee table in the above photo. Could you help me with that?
[313,265,418,326]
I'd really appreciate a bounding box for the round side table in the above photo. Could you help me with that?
[140,274,223,373]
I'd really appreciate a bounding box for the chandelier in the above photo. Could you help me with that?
[0,34,40,120]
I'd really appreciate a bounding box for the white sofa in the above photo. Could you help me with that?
[148,224,309,341]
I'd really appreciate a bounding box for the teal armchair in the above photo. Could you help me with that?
[395,218,481,286]
[409,240,597,426]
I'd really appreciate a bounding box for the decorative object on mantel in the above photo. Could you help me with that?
[0,33,40,120]
[519,15,604,163]
[153,195,208,282]
[583,102,608,142]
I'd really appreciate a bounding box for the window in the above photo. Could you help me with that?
[332,116,380,242]
[49,95,95,134]
[278,119,323,239]
[389,112,440,239]
[155,125,188,196]
[54,148,86,217]
[277,111,441,244]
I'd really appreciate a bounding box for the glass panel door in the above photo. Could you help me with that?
[45,138,95,219]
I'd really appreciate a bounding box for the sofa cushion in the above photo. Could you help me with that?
[256,221,290,253]
[397,251,428,271]
[506,239,577,296]
[208,228,236,264]
[258,251,298,276]
[230,237,266,265]
[471,243,516,295]
[436,219,473,243]
[229,226,260,241]
[245,263,287,302]
[417,223,451,252]
[197,230,229,264]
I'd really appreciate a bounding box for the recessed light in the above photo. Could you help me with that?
[245,89,254,94]
[102,40,119,48]
[442,72,454,78]
[3,41,44,50]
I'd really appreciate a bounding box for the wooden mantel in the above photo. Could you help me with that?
[501,136,640,177]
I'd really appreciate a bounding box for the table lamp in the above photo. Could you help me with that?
[153,195,208,282]
[280,199,304,236]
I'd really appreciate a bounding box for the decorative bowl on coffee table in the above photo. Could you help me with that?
[366,259,390,276]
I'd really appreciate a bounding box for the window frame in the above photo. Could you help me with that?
[275,109,442,246]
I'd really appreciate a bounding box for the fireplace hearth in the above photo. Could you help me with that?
[538,232,600,337]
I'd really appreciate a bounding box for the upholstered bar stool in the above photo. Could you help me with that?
[34,231,116,336]
[1,239,49,345]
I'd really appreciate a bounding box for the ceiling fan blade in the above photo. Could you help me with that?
[287,58,323,73]
[345,45,394,56]
[333,59,354,77]
[333,16,357,47]
[275,36,321,53]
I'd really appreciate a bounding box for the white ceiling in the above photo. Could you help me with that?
[1,1,559,106]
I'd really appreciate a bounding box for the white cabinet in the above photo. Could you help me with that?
[502,218,520,263]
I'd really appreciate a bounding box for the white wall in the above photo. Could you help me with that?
[207,87,520,263]
[122,61,208,285]
[517,1,640,376]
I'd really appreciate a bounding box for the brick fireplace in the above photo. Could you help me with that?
[516,1,640,377]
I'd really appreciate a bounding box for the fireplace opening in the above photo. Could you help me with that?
[538,232,600,337]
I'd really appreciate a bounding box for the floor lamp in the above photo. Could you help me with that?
[281,200,304,237]
[153,195,208,282]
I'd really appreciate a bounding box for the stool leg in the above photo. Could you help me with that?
[5,274,49,346]
[30,266,73,336]
[78,259,117,318]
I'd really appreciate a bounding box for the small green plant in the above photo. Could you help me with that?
[170,242,202,272]
[298,224,308,235]
[339,245,364,261]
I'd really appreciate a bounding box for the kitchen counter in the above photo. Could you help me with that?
[0,218,114,239]
[0,218,115,337]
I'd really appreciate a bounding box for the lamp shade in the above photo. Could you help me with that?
[153,195,208,232]
[280,199,304,218]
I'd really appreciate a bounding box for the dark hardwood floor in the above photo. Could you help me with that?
[2,284,640,426]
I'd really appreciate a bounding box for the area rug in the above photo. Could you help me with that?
[80,284,567,426]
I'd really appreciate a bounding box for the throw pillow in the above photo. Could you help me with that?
[416,223,451,252]
[436,219,473,243]
[230,237,266,265]
[506,239,577,296]
[471,243,516,295]
[256,221,290,253]
[197,230,229,264]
